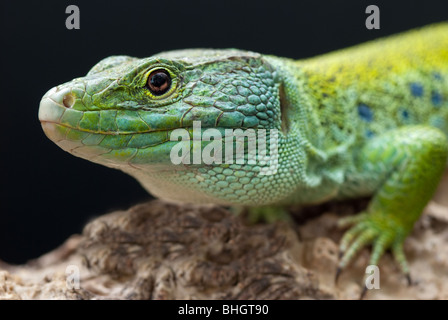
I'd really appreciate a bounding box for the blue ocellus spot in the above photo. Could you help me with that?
[365,130,375,138]
[401,109,409,119]
[431,91,442,107]
[410,82,424,97]
[432,72,443,81]
[358,104,373,122]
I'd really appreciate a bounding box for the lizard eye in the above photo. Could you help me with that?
[147,69,171,96]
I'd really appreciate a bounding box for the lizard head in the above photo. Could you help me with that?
[39,50,295,205]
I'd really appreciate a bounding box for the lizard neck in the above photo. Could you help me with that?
[264,56,350,205]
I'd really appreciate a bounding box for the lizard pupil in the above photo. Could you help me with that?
[147,70,171,95]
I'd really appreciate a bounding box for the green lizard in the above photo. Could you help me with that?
[38,23,448,282]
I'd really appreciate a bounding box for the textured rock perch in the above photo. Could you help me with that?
[1,174,448,299]
[79,201,330,299]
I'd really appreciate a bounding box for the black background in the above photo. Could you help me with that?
[1,0,447,264]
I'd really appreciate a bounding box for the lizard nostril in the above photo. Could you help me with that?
[62,93,75,108]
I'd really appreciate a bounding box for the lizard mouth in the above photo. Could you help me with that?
[38,91,180,134]
[38,85,189,166]
[39,95,174,145]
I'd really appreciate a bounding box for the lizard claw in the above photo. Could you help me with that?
[406,273,413,286]
[359,285,368,300]
[334,267,342,285]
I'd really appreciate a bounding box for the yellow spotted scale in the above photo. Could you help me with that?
[39,23,448,283]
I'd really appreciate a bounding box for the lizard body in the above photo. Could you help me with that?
[39,23,448,278]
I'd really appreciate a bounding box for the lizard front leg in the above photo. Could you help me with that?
[338,125,448,281]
